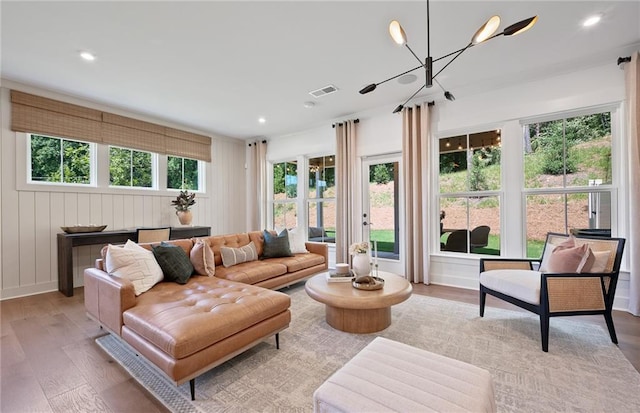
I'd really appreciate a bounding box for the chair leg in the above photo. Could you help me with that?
[275,333,280,350]
[479,289,486,317]
[190,378,195,401]
[604,312,618,344]
[540,315,549,352]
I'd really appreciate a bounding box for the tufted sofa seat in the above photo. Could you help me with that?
[84,230,328,400]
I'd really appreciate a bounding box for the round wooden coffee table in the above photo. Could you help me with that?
[305,271,412,333]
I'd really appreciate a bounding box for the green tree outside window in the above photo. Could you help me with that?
[30,134,90,184]
[167,156,199,190]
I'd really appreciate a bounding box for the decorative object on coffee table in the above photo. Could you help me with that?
[352,275,385,291]
[349,242,371,276]
[171,190,196,225]
[61,224,107,234]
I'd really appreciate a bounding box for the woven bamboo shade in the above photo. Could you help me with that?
[11,91,103,143]
[165,127,211,162]
[10,90,211,162]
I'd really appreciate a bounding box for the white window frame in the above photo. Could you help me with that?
[108,145,157,190]
[437,129,503,255]
[306,154,336,243]
[26,133,97,187]
[269,158,299,231]
[520,105,619,256]
[166,156,205,193]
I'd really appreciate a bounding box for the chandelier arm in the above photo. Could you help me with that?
[374,64,424,88]
[432,43,472,80]
[400,84,427,107]
[404,44,427,68]
[433,45,472,63]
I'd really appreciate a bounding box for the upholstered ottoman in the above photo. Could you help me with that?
[313,337,496,413]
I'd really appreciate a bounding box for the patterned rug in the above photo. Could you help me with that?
[96,283,640,413]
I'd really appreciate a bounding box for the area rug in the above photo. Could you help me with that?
[96,283,640,413]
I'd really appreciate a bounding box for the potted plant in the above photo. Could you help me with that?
[171,190,196,225]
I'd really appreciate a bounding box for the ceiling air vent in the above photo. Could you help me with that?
[309,84,338,98]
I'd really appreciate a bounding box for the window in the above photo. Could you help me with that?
[167,156,199,191]
[109,146,153,188]
[28,134,93,185]
[307,155,335,243]
[272,160,298,229]
[523,111,613,257]
[438,130,502,255]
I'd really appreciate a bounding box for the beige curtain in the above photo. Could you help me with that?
[402,103,432,283]
[625,52,640,316]
[335,120,358,263]
[246,140,268,231]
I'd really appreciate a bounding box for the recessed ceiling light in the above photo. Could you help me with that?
[80,51,96,61]
[258,117,266,124]
[398,74,418,85]
[303,101,315,109]
[583,14,602,27]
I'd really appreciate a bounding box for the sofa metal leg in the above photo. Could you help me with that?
[275,333,280,350]
[190,378,195,401]
[604,311,618,344]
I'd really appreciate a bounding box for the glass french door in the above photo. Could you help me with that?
[362,155,403,274]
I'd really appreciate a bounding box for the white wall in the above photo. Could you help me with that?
[266,61,633,310]
[0,82,247,300]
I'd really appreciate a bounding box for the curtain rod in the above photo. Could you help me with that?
[617,56,631,65]
[247,139,267,147]
[332,119,360,128]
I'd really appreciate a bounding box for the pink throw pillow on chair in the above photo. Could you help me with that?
[546,237,594,273]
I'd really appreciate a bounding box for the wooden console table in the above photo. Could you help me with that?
[57,226,210,297]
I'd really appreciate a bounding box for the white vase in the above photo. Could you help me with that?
[351,253,370,276]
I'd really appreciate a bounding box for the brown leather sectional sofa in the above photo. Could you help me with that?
[84,231,328,400]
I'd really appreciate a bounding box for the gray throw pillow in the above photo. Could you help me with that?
[262,229,292,259]
[152,242,194,284]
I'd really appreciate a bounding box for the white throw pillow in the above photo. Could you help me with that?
[288,227,309,254]
[105,240,164,296]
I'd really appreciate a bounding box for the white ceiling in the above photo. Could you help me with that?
[2,1,639,140]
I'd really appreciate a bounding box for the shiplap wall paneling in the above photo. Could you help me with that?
[18,191,36,286]
[49,193,65,286]
[112,194,124,231]
[35,192,52,284]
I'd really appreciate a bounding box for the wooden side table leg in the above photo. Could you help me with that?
[57,234,74,297]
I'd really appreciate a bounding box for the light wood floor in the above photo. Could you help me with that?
[1,284,638,412]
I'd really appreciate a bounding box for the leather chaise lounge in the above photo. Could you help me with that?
[84,232,328,400]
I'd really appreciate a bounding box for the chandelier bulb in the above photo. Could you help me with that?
[389,20,407,45]
[503,16,538,36]
[472,15,501,44]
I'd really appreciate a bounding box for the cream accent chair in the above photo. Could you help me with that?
[136,227,171,243]
[479,232,625,352]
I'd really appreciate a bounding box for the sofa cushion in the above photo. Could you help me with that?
[220,241,258,267]
[190,238,215,276]
[215,260,288,285]
[480,269,541,305]
[266,253,325,273]
[125,276,291,359]
[152,242,194,284]
[105,240,164,296]
[261,229,293,259]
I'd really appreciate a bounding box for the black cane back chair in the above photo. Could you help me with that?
[479,232,625,352]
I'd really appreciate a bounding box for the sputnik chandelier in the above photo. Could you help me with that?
[359,0,538,113]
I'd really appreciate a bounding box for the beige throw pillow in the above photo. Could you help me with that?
[587,250,610,273]
[190,239,216,276]
[105,240,164,295]
[220,241,258,267]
